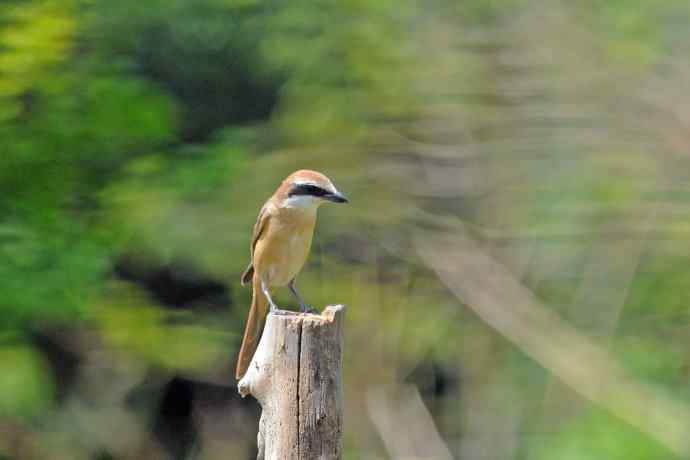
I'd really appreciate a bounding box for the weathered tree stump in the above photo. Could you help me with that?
[238,305,345,460]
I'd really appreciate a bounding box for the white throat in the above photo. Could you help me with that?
[282,194,321,212]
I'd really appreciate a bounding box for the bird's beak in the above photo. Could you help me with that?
[324,191,349,203]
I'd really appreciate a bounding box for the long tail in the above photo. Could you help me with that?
[235,275,268,379]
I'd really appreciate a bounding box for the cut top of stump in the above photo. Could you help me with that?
[237,304,346,399]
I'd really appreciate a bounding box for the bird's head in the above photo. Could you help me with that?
[279,169,349,210]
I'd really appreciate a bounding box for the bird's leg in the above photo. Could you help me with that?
[261,279,281,313]
[289,279,317,314]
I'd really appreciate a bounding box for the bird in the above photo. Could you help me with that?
[235,169,348,379]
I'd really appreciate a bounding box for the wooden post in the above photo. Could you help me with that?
[238,305,345,460]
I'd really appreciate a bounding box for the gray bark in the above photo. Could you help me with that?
[238,305,345,460]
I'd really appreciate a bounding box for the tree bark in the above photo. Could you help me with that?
[238,305,345,460]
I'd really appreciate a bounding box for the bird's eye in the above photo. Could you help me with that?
[305,185,326,196]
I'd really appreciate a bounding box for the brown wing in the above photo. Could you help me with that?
[240,203,271,285]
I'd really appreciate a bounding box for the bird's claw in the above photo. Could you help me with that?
[300,305,319,314]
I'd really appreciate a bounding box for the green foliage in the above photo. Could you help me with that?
[0,342,53,418]
[85,0,282,141]
[0,0,75,120]
[579,0,690,66]
[97,283,230,370]
[0,215,109,328]
[533,408,681,460]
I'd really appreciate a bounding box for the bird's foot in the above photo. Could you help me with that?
[300,304,319,314]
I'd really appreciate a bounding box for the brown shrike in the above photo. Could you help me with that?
[235,170,348,379]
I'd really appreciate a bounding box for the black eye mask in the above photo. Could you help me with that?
[288,183,330,197]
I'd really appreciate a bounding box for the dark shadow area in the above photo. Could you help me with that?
[114,257,231,310]
[91,449,115,460]
[30,329,81,402]
[152,377,198,460]
[128,374,260,460]
[406,358,460,400]
[135,7,283,143]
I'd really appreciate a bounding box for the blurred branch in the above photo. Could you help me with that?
[366,384,453,460]
[539,204,654,425]
[415,226,690,457]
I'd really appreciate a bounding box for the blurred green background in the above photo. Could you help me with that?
[2,0,690,459]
